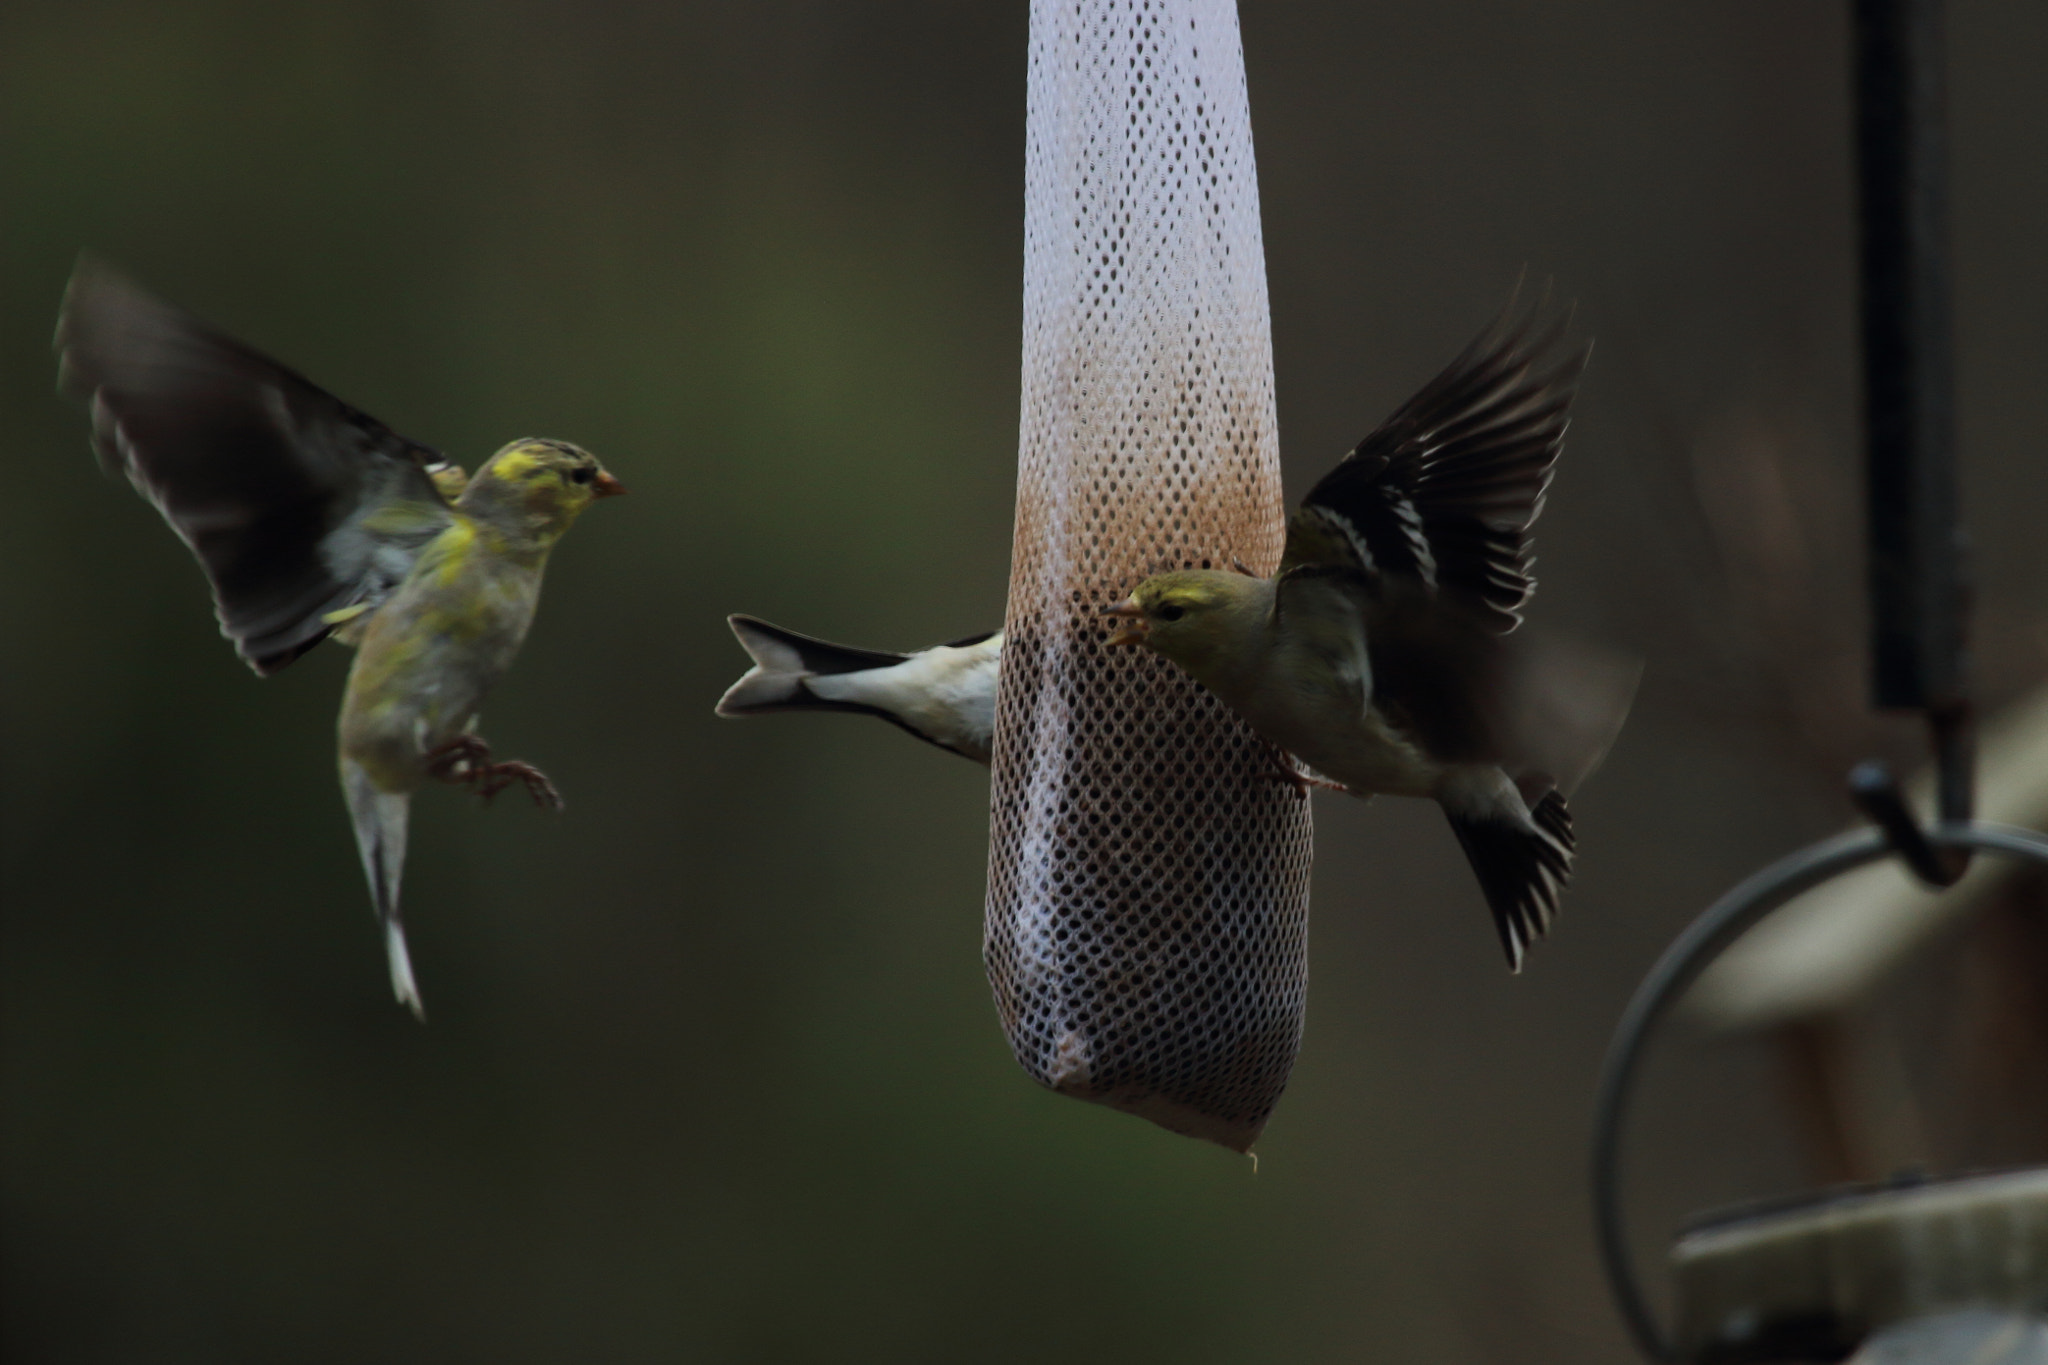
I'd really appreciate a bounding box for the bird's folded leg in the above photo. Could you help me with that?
[425,735,564,811]
[425,734,492,783]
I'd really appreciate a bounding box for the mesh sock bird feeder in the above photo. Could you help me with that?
[986,0,1313,1152]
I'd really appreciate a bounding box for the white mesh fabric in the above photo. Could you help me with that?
[986,0,1314,1152]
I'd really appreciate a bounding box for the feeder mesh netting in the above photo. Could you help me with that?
[985,0,1314,1152]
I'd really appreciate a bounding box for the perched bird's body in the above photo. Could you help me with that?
[1108,306,1633,971]
[1117,570,1544,807]
[57,260,623,1014]
[1148,574,1439,798]
[718,615,1002,763]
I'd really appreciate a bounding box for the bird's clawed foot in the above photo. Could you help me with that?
[425,735,565,811]
[475,760,564,810]
[1262,748,1348,794]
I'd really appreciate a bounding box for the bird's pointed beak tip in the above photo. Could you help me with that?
[592,472,628,498]
[1100,597,1148,647]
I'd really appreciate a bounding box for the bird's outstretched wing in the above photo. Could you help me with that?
[1280,303,1588,633]
[57,259,455,674]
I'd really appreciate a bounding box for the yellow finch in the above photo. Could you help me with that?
[717,616,1001,763]
[1105,307,1633,971]
[57,260,625,1016]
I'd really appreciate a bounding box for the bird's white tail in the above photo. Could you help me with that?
[716,614,910,715]
[343,759,422,1018]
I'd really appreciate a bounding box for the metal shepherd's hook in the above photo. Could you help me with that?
[1587,0,2026,1359]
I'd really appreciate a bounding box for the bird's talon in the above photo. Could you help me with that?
[429,740,559,810]
[482,759,562,810]
[515,764,565,811]
[1263,749,1346,794]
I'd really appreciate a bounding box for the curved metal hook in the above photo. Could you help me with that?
[1590,821,2048,1362]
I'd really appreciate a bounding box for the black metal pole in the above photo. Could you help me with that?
[1592,17,1987,1353]
[1854,0,1974,871]
[1856,0,1961,716]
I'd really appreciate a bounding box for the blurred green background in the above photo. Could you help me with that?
[4,2,2047,1361]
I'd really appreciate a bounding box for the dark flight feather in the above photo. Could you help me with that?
[1281,302,1588,633]
[56,259,454,674]
[1446,788,1575,973]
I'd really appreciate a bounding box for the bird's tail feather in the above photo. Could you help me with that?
[343,759,423,1019]
[716,614,909,715]
[1446,789,1574,973]
[384,920,420,1015]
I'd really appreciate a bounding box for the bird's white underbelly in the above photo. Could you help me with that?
[1236,682,1529,819]
[1228,674,1444,799]
[808,640,1000,760]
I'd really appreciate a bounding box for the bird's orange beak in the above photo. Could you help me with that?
[591,471,628,498]
[1101,598,1148,648]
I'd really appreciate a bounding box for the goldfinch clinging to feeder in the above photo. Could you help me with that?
[1104,306,1634,971]
[717,615,1002,764]
[57,259,625,1017]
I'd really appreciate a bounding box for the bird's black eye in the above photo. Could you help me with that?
[1156,603,1185,623]
[569,465,595,484]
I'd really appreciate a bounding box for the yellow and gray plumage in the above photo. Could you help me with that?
[1106,307,1635,971]
[717,615,1002,764]
[57,260,624,1016]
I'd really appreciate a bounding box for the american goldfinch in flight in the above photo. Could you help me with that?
[57,260,625,1016]
[717,616,1001,763]
[1105,307,1634,971]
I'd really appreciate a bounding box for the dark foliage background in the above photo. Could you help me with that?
[3,3,2045,1360]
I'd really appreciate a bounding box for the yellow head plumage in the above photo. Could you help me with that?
[459,438,625,542]
[1102,568,1267,679]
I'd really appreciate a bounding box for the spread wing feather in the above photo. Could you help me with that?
[56,259,454,674]
[1280,303,1588,633]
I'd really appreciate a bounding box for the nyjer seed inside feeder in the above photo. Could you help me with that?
[985,0,1313,1152]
